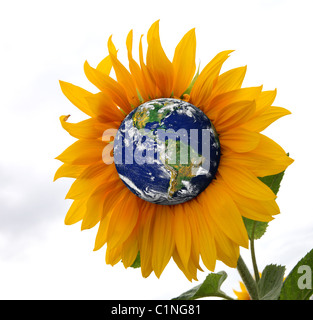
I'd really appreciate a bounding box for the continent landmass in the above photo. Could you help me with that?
[132,102,205,198]
[132,102,172,129]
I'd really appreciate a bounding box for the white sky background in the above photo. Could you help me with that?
[1,0,313,299]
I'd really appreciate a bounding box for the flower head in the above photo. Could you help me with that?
[55,20,293,280]
[233,280,251,300]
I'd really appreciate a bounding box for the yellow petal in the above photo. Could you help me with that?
[121,227,139,268]
[96,55,113,75]
[172,249,197,282]
[151,205,175,278]
[96,40,116,75]
[78,161,117,180]
[126,30,133,57]
[254,89,277,114]
[139,34,158,98]
[186,254,201,280]
[173,204,191,269]
[126,30,149,101]
[186,201,216,271]
[219,128,260,153]
[54,163,86,181]
[242,106,291,132]
[190,50,233,108]
[213,100,256,132]
[172,28,196,97]
[138,203,156,278]
[185,203,202,272]
[80,170,123,230]
[211,219,240,268]
[93,210,112,251]
[59,81,95,117]
[59,115,117,140]
[261,199,280,216]
[222,149,293,177]
[55,139,107,165]
[206,86,262,118]
[64,199,86,225]
[106,193,140,249]
[233,283,251,300]
[84,92,125,122]
[199,182,248,248]
[81,183,108,230]
[250,134,293,162]
[236,199,276,222]
[218,164,276,201]
[102,183,128,216]
[84,60,132,114]
[65,163,117,200]
[146,21,174,97]
[106,245,122,266]
[212,66,247,97]
[217,178,277,221]
[108,36,140,107]
[147,20,160,43]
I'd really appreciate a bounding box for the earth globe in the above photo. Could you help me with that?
[113,98,220,205]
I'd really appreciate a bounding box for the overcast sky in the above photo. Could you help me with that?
[1,0,313,299]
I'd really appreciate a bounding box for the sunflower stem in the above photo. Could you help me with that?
[236,255,259,300]
[250,221,260,283]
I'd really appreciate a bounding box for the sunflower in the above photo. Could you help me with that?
[55,20,293,281]
[233,272,262,300]
[233,280,251,300]
[233,274,285,300]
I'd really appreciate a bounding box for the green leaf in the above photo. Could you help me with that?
[243,218,268,240]
[130,252,141,268]
[258,170,285,196]
[279,249,313,300]
[258,264,286,300]
[172,271,231,300]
